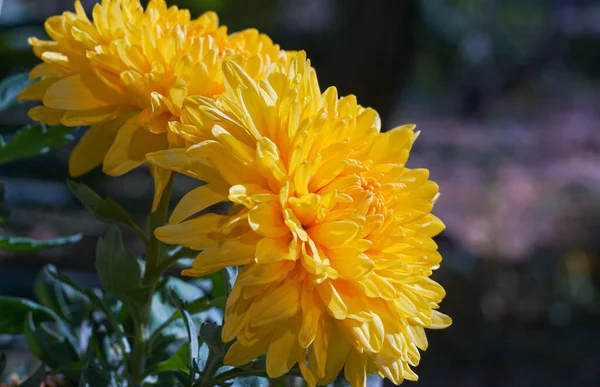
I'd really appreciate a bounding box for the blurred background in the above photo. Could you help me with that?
[1,0,600,386]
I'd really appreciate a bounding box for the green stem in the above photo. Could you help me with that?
[198,354,222,387]
[129,174,174,384]
[130,307,147,383]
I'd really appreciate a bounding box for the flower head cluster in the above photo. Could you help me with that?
[150,52,451,386]
[19,0,291,203]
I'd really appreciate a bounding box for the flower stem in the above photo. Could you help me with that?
[130,307,147,383]
[130,174,174,384]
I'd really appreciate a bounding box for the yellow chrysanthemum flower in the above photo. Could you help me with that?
[149,52,451,386]
[18,0,291,206]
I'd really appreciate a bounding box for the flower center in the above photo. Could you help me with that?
[356,174,387,216]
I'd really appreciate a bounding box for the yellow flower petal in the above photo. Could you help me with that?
[102,116,145,176]
[294,161,311,196]
[147,149,221,184]
[327,248,374,280]
[319,321,351,385]
[344,350,367,387]
[28,63,63,79]
[43,72,121,110]
[368,124,416,165]
[150,165,172,212]
[229,184,278,208]
[27,106,63,125]
[299,288,322,348]
[69,115,130,177]
[266,317,303,378]
[429,311,452,329]
[184,241,254,277]
[224,339,269,367]
[236,260,295,287]
[248,202,289,238]
[60,106,123,126]
[255,236,294,264]
[346,314,385,353]
[127,126,170,163]
[18,78,57,100]
[315,280,347,319]
[155,213,223,250]
[308,219,363,248]
[248,281,300,327]
[169,183,228,224]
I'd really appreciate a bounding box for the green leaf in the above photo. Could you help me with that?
[147,279,221,372]
[55,360,85,381]
[154,343,191,373]
[188,296,224,316]
[48,270,130,359]
[0,234,82,252]
[174,370,193,386]
[67,180,147,241]
[208,272,227,299]
[0,297,57,334]
[49,270,125,341]
[34,265,92,327]
[79,358,117,387]
[0,124,75,164]
[170,290,199,370]
[199,323,226,357]
[95,227,148,307]
[34,265,73,321]
[223,267,238,295]
[0,72,30,112]
[195,323,239,387]
[19,364,45,387]
[23,311,79,368]
[149,278,217,338]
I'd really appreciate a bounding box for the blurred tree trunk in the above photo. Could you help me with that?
[335,0,419,127]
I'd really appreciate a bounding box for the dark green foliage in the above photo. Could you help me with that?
[222,267,238,295]
[0,72,30,112]
[170,290,200,380]
[34,265,86,324]
[23,311,79,369]
[0,124,75,164]
[79,358,118,387]
[0,297,59,334]
[0,234,82,252]
[68,180,147,240]
[95,227,149,307]
[153,343,191,374]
